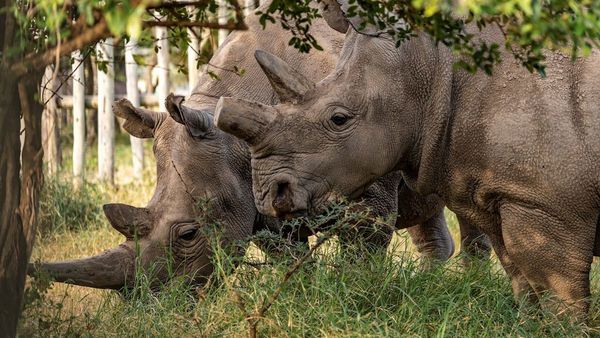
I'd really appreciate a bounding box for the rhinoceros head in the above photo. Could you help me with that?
[30,96,256,290]
[215,3,421,218]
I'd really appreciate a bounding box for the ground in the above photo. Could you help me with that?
[18,133,600,337]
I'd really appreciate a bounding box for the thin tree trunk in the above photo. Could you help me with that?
[125,39,144,180]
[154,26,170,111]
[96,38,115,183]
[41,65,62,176]
[72,50,86,183]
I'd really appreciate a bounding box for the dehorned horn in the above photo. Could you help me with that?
[254,49,315,104]
[214,96,277,145]
[28,245,135,290]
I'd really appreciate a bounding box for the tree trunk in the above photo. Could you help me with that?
[154,26,170,111]
[72,50,86,183]
[125,39,144,180]
[96,39,115,183]
[0,67,25,338]
[18,71,44,257]
[41,65,62,176]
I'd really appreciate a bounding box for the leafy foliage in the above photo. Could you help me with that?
[259,0,600,75]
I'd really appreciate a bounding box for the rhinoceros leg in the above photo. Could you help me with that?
[499,203,594,319]
[405,210,455,264]
[457,216,492,264]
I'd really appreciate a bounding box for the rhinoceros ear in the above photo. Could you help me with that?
[214,96,277,145]
[113,99,164,138]
[254,49,315,104]
[320,0,386,36]
[319,0,349,33]
[165,94,214,138]
[103,203,152,239]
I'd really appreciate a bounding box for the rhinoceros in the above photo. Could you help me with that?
[214,1,600,317]
[29,3,488,291]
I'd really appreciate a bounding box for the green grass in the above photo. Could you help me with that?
[19,130,600,337]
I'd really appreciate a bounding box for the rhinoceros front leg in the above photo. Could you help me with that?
[498,203,595,319]
[405,210,455,265]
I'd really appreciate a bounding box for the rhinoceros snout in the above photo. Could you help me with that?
[267,178,308,218]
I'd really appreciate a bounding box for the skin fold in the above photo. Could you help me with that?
[215,1,599,318]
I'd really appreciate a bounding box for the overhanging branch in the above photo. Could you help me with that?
[10,20,111,77]
[143,20,247,30]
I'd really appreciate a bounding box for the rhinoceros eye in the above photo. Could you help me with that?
[178,223,199,241]
[331,113,351,126]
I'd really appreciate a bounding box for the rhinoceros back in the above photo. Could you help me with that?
[189,2,344,106]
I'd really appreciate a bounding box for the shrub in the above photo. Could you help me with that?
[39,177,106,234]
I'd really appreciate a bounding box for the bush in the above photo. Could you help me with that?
[39,177,106,234]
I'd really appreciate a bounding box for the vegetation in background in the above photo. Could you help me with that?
[39,178,106,234]
[259,0,600,75]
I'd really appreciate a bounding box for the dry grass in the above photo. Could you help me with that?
[19,134,600,337]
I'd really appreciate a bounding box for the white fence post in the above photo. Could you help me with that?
[244,0,255,17]
[41,65,61,176]
[72,50,86,183]
[187,5,200,93]
[125,39,145,181]
[96,38,115,184]
[218,0,229,47]
[155,26,170,111]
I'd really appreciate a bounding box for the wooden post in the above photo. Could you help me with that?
[244,0,255,16]
[96,38,115,184]
[154,26,170,111]
[72,50,86,183]
[125,39,145,180]
[218,0,229,47]
[41,65,62,175]
[187,28,200,93]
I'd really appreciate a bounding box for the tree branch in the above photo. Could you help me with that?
[10,20,111,77]
[143,20,247,30]
[147,0,211,10]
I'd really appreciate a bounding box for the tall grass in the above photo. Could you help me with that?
[38,177,106,234]
[20,130,600,337]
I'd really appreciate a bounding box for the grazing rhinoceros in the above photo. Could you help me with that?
[28,3,488,291]
[214,0,600,317]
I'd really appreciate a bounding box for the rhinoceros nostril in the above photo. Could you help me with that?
[272,181,294,215]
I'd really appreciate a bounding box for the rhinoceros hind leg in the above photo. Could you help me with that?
[500,203,594,319]
[457,216,492,266]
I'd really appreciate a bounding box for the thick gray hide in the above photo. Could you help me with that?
[215,3,600,318]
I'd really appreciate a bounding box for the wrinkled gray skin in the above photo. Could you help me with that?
[28,4,486,290]
[215,1,600,317]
